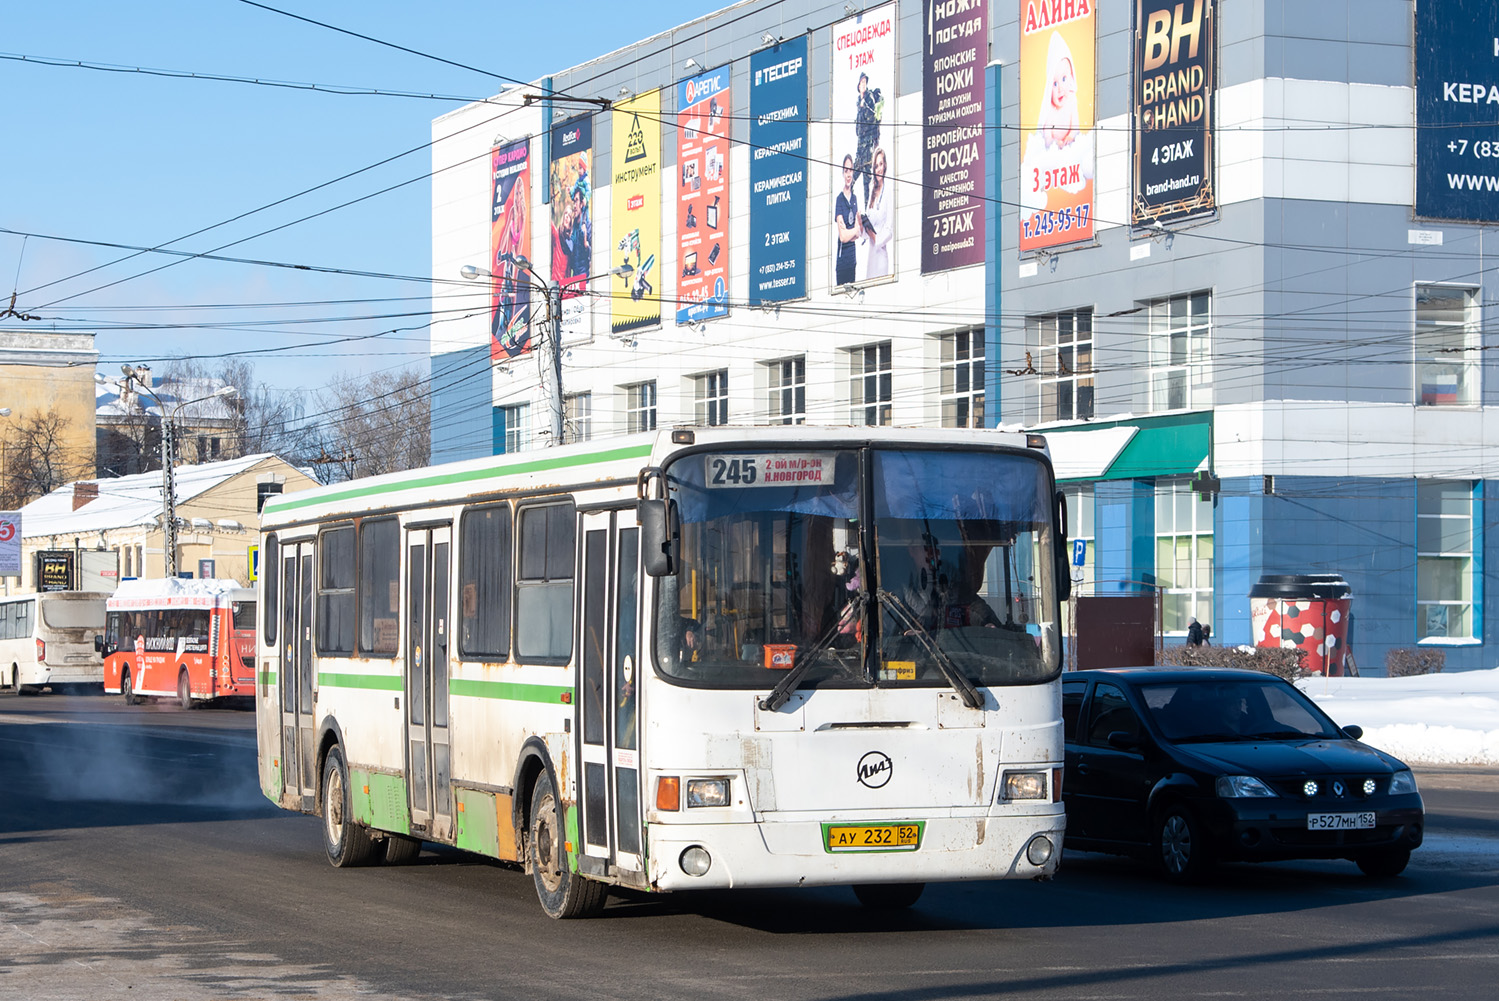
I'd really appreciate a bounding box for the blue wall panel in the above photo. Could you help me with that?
[430,346,495,465]
[1095,479,1155,594]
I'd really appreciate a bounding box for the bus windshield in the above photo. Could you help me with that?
[654,447,1060,691]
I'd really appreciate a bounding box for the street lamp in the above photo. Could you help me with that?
[117,366,235,578]
[460,263,567,446]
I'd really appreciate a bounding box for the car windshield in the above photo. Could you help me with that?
[653,446,1061,691]
[1140,679,1343,742]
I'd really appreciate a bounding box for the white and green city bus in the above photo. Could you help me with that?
[255,426,1071,917]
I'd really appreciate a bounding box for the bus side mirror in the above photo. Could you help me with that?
[94,635,103,653]
[639,498,680,577]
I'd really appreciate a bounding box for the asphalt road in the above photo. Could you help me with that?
[3,691,1498,1000]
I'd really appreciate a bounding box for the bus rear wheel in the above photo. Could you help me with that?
[322,746,376,867]
[528,771,606,919]
[121,670,139,706]
[852,883,925,909]
[383,834,422,865]
[177,670,195,710]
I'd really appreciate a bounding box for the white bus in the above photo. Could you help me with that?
[256,426,1072,917]
[0,591,107,695]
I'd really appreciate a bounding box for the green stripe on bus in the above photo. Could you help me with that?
[264,443,654,514]
[318,672,404,691]
[448,678,573,704]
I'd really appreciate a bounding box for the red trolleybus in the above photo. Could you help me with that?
[104,578,257,707]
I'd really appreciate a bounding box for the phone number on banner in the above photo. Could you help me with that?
[1023,204,1091,241]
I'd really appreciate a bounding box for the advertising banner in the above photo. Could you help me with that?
[831,2,898,287]
[1416,0,1499,223]
[749,36,810,304]
[610,90,662,334]
[1132,0,1215,226]
[489,138,533,359]
[1018,0,1096,252]
[549,115,593,342]
[922,0,987,274]
[0,511,19,577]
[676,65,732,325]
[36,550,74,592]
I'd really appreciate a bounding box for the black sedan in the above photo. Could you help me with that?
[1061,667,1424,882]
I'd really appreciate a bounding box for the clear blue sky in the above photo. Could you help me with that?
[1,0,706,398]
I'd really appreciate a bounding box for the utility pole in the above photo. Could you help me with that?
[545,281,565,446]
[160,415,178,577]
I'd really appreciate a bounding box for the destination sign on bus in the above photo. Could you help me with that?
[705,452,834,488]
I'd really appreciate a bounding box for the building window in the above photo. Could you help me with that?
[1155,477,1213,634]
[501,403,531,453]
[850,341,892,425]
[939,328,986,428]
[1416,285,1479,406]
[694,369,729,426]
[624,381,657,433]
[1031,309,1093,422]
[564,393,592,442]
[1148,292,1210,412]
[1417,480,1478,640]
[768,356,806,425]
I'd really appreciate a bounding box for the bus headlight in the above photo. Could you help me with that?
[1025,835,1055,866]
[1001,771,1048,802]
[680,845,712,876]
[686,778,730,808]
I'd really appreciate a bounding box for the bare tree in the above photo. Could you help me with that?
[159,357,312,463]
[309,368,431,483]
[3,407,89,506]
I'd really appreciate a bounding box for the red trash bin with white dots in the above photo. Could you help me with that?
[1248,574,1353,675]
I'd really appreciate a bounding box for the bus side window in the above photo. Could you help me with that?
[317,525,356,656]
[263,533,279,646]
[358,518,400,657]
[459,504,513,661]
[515,502,574,662]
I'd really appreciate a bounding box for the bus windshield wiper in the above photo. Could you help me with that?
[876,588,984,710]
[759,593,863,712]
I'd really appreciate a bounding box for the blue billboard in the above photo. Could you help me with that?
[1416,0,1499,222]
[749,36,809,304]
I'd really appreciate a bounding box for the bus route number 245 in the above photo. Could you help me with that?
[708,455,759,486]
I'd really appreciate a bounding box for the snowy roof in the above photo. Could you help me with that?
[95,374,238,422]
[18,453,277,538]
[107,576,252,609]
[1044,426,1140,480]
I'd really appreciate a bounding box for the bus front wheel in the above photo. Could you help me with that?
[322,746,376,867]
[121,671,139,706]
[528,771,606,919]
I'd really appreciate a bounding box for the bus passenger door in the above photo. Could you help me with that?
[280,542,317,810]
[405,526,454,841]
[577,510,644,876]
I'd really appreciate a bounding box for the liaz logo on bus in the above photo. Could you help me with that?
[857,751,893,789]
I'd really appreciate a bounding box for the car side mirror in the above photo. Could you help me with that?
[639,498,680,577]
[1341,724,1363,740]
[1107,730,1143,750]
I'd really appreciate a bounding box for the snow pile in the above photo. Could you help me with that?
[1299,669,1499,765]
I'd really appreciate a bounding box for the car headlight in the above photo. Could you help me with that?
[685,778,731,808]
[1387,770,1418,795]
[1001,771,1048,801]
[1216,775,1276,798]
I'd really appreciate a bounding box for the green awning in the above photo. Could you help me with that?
[1102,418,1210,479]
